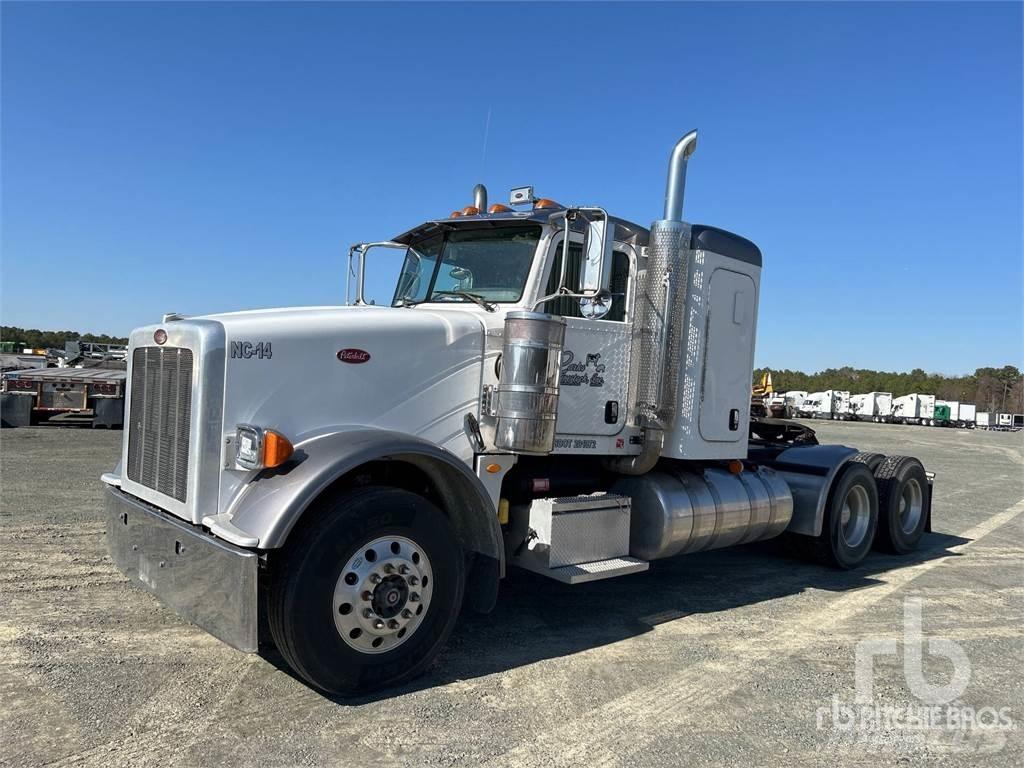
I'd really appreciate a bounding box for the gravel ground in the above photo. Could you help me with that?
[1,421,1021,767]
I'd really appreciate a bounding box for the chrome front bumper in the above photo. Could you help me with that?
[105,485,259,652]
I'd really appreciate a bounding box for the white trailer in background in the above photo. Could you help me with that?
[796,390,848,420]
[977,412,995,429]
[959,403,976,427]
[891,393,936,425]
[850,392,893,423]
[994,413,1024,431]
[833,390,852,420]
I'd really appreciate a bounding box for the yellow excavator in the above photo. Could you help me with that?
[751,371,773,417]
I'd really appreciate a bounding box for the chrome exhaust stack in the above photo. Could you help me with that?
[663,130,698,222]
[606,130,697,475]
[473,183,488,213]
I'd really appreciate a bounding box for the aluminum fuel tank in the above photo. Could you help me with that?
[612,466,793,560]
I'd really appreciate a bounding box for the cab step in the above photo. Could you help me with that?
[538,556,649,584]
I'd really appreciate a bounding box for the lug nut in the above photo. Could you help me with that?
[361,591,373,601]
[382,563,395,574]
[399,564,411,575]
[407,576,419,586]
[363,608,375,618]
[387,619,399,630]
[373,619,385,630]
[401,609,413,619]
[410,592,420,602]
[369,574,382,584]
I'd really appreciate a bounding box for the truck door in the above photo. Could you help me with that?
[542,239,633,437]
[699,268,757,442]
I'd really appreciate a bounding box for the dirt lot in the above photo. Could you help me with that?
[1,421,1022,767]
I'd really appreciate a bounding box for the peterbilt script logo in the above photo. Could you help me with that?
[560,350,605,387]
[230,341,272,359]
[337,348,371,364]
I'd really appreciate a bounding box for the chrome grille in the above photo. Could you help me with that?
[127,346,193,502]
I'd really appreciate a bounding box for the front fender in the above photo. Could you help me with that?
[215,428,503,571]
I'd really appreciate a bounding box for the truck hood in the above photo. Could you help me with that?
[191,304,488,437]
[121,304,491,525]
[196,304,489,518]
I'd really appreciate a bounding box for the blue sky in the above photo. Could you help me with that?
[2,1,1021,373]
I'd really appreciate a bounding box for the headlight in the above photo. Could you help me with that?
[235,425,293,470]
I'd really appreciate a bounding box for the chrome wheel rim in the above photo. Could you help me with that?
[839,484,871,548]
[333,535,433,655]
[898,478,924,534]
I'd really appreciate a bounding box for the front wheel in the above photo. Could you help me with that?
[267,486,465,695]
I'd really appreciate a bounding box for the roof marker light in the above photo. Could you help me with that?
[533,198,562,210]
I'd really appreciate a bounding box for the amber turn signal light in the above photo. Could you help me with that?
[262,430,294,468]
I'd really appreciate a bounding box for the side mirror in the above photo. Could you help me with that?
[580,214,614,297]
[579,290,613,320]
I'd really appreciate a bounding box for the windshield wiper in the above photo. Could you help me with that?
[430,291,496,312]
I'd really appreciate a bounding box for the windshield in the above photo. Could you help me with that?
[392,225,541,307]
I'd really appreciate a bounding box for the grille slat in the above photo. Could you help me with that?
[127,346,193,502]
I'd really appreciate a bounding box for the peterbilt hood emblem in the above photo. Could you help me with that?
[337,348,371,364]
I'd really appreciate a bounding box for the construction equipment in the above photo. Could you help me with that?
[751,371,774,417]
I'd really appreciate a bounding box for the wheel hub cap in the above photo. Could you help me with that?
[372,575,409,618]
[332,535,433,654]
[899,478,924,534]
[840,484,871,548]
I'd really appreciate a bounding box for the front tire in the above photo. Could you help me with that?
[267,486,465,695]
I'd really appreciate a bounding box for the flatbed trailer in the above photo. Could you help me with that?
[1,367,126,427]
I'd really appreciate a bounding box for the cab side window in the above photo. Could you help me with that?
[544,242,630,322]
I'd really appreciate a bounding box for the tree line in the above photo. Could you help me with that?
[3,326,1021,412]
[756,365,1024,414]
[1,326,129,348]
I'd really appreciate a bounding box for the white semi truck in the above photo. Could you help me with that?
[102,132,934,695]
[765,390,806,419]
[891,393,936,425]
[850,392,893,423]
[796,390,850,420]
